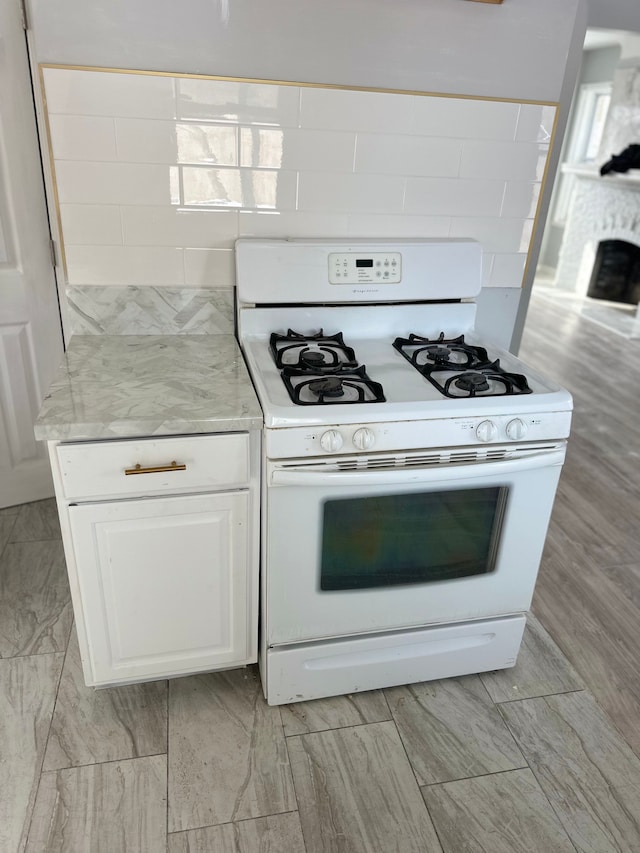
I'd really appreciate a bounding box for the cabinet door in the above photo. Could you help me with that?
[68,491,253,685]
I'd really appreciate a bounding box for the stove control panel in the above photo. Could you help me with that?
[265,411,572,459]
[329,252,402,284]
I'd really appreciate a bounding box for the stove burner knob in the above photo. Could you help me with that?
[353,427,375,451]
[476,419,498,442]
[506,418,527,441]
[320,429,343,453]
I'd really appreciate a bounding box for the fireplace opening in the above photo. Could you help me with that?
[587,239,640,305]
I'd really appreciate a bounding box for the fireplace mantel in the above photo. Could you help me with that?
[561,163,640,190]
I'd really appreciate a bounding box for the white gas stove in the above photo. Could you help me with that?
[235,238,572,705]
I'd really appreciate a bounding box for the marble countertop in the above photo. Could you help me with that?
[34,335,263,441]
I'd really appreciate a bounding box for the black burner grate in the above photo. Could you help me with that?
[281,365,386,406]
[393,332,532,398]
[393,332,488,369]
[270,329,357,369]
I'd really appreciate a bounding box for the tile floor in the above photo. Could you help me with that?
[5,290,640,851]
[3,497,640,852]
[534,281,640,339]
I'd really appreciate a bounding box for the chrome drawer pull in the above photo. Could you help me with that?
[124,461,187,476]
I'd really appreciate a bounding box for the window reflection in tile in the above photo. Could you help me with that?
[177,78,299,126]
[170,167,180,205]
[248,171,280,208]
[183,168,242,207]
[240,127,283,169]
[182,167,280,209]
[177,124,237,165]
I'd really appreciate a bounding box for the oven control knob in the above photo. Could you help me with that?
[476,419,498,442]
[320,429,343,453]
[353,428,375,450]
[506,418,527,441]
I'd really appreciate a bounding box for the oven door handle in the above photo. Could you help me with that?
[270,448,566,486]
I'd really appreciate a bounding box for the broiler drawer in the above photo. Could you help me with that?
[56,433,250,500]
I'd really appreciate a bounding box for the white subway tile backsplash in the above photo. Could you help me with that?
[60,204,123,246]
[501,181,541,218]
[55,161,179,205]
[115,118,178,163]
[298,172,405,214]
[240,127,283,169]
[43,68,176,119]
[449,217,534,254]
[66,245,184,286]
[238,210,350,238]
[182,167,241,207]
[516,104,556,142]
[177,124,237,165]
[460,141,546,181]
[411,97,519,140]
[43,67,556,307]
[176,78,300,126]
[240,127,356,172]
[184,248,235,287]
[115,119,239,166]
[48,115,117,161]
[121,206,239,248]
[519,218,534,252]
[300,87,413,134]
[481,253,494,288]
[489,252,527,287]
[354,134,462,177]
[169,167,180,205]
[405,177,504,217]
[181,167,297,210]
[346,213,451,238]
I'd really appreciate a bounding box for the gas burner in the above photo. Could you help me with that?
[393,333,488,370]
[440,360,533,398]
[270,329,357,370]
[308,376,345,398]
[301,351,327,368]
[281,365,386,406]
[454,372,490,393]
[428,345,457,363]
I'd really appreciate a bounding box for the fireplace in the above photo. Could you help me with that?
[555,167,640,299]
[587,239,640,305]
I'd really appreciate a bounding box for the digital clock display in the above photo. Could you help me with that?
[356,259,374,268]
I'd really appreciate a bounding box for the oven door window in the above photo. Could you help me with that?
[320,486,508,591]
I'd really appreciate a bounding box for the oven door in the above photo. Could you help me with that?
[265,444,565,645]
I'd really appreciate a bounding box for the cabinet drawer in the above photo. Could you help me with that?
[57,433,250,500]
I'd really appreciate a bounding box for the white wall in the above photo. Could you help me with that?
[28,0,588,350]
[30,0,582,102]
[587,0,640,33]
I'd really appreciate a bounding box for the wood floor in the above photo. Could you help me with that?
[520,291,640,759]
[3,289,640,851]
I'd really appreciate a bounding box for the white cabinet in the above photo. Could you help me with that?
[48,432,260,687]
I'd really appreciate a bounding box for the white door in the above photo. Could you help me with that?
[68,491,254,685]
[0,0,63,507]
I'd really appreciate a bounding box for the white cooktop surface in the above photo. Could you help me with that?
[239,304,572,429]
